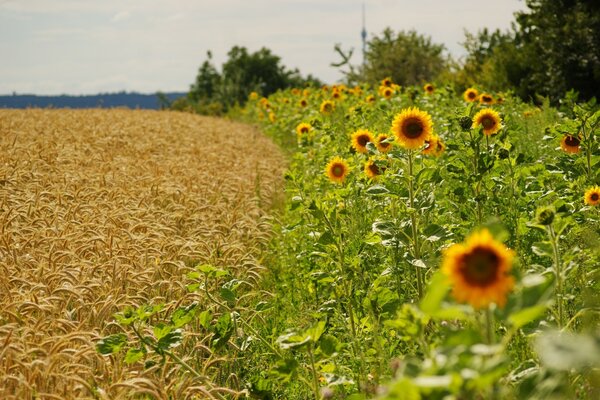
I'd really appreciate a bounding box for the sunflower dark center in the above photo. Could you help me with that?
[459,246,500,287]
[591,193,599,201]
[565,136,580,146]
[332,164,345,177]
[357,134,370,147]
[301,127,309,134]
[403,118,424,138]
[368,164,380,175]
[481,116,495,129]
[468,92,476,99]
[482,96,492,102]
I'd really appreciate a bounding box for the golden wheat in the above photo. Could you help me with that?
[0,109,286,399]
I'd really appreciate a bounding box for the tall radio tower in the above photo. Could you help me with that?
[361,3,367,67]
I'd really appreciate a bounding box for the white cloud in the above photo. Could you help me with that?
[110,10,131,23]
[0,0,528,95]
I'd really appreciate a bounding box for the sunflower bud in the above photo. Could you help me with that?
[536,206,555,226]
[498,148,510,160]
[459,116,472,131]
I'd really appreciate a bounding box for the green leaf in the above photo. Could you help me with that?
[382,377,421,400]
[366,184,391,195]
[171,303,198,328]
[124,347,144,364]
[157,329,183,351]
[220,287,237,304]
[276,332,311,350]
[531,241,553,258]
[270,358,299,381]
[318,334,340,356]
[420,272,450,316]
[212,312,234,349]
[96,334,127,355]
[305,320,326,343]
[199,310,212,330]
[153,323,173,341]
[317,230,335,246]
[508,304,548,329]
[536,331,600,371]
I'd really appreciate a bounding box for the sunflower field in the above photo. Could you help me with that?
[235,82,600,399]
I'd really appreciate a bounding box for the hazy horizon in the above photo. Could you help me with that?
[1,0,526,96]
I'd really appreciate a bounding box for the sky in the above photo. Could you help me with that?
[0,0,526,95]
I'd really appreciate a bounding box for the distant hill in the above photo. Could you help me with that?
[0,91,187,109]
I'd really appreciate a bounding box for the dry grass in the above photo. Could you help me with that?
[0,109,286,399]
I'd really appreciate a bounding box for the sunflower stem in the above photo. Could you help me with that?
[484,307,500,400]
[407,151,424,299]
[548,225,565,329]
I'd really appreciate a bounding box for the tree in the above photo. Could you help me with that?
[460,0,600,102]
[188,46,321,114]
[334,28,447,87]
[514,0,600,101]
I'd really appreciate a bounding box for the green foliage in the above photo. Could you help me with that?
[185,47,321,115]
[458,0,600,103]
[336,28,447,87]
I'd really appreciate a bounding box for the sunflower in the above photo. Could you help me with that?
[442,229,515,309]
[463,88,478,102]
[291,88,301,96]
[299,98,308,108]
[332,90,342,100]
[375,133,393,153]
[364,158,385,179]
[584,186,600,206]
[390,107,433,149]
[320,100,335,115]
[422,135,445,157]
[351,129,375,154]
[365,94,376,104]
[424,83,434,94]
[479,93,494,105]
[560,135,581,154]
[249,91,259,100]
[381,77,393,87]
[472,109,502,136]
[268,112,276,123]
[325,157,350,184]
[382,87,395,99]
[296,122,311,137]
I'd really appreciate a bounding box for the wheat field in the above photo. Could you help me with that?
[0,109,286,399]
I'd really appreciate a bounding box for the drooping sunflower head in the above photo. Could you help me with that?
[351,129,375,154]
[296,122,312,137]
[390,107,433,149]
[424,83,435,94]
[442,229,515,309]
[560,135,581,154]
[584,186,600,206]
[325,156,350,184]
[364,158,386,179]
[472,109,502,136]
[320,100,335,115]
[422,135,445,157]
[463,88,479,102]
[381,77,393,87]
[479,93,494,105]
[375,133,393,153]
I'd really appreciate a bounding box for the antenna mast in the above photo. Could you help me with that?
[361,2,367,67]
